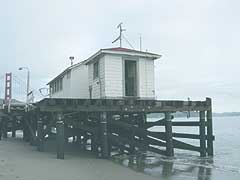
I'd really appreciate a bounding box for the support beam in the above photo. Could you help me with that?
[100,112,109,158]
[56,119,65,159]
[165,112,174,156]
[199,111,206,157]
[206,98,214,156]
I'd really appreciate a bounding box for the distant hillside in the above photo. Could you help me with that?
[148,111,240,118]
[0,98,24,104]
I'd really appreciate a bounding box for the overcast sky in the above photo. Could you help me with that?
[0,0,239,112]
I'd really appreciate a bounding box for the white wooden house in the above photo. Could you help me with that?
[48,47,161,99]
[48,62,89,99]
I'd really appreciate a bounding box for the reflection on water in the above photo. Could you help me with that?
[112,153,213,180]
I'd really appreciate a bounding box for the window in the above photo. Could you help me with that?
[93,61,99,79]
[56,80,59,91]
[51,78,63,94]
[67,70,71,79]
[59,78,63,90]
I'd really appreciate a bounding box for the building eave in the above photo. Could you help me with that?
[84,48,162,65]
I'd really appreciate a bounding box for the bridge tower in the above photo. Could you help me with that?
[4,73,12,110]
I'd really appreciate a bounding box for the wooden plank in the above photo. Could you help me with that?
[172,133,200,139]
[199,111,206,157]
[36,98,211,113]
[172,121,200,126]
[173,139,200,152]
[144,118,165,128]
[108,134,166,155]
[147,131,166,140]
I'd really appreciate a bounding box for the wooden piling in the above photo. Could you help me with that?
[23,113,30,142]
[56,120,65,159]
[37,120,44,152]
[199,111,206,157]
[12,116,16,138]
[206,98,214,156]
[129,113,135,154]
[3,117,8,138]
[100,112,109,158]
[165,112,174,156]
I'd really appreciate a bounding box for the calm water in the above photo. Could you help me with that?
[112,116,240,180]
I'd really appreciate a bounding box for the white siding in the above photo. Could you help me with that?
[70,65,89,98]
[51,53,156,100]
[50,64,89,99]
[89,54,155,99]
[138,58,155,99]
[88,56,105,98]
[104,55,123,98]
[50,73,70,98]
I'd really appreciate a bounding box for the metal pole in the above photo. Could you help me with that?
[120,25,122,47]
[26,70,30,105]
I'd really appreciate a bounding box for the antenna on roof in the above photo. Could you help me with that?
[112,22,126,47]
[69,56,74,66]
[139,33,142,51]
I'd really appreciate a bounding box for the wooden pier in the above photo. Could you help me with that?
[1,97,214,159]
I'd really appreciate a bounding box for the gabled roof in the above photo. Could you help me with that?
[47,47,161,85]
[84,47,161,64]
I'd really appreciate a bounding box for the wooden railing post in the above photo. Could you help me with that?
[206,98,214,156]
[165,112,174,156]
[199,111,206,157]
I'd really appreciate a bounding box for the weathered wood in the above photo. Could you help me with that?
[172,133,200,139]
[206,98,214,156]
[147,131,166,140]
[36,99,211,113]
[100,112,109,158]
[109,134,166,155]
[31,98,214,158]
[12,116,16,138]
[165,112,174,156]
[173,139,200,152]
[37,120,44,152]
[56,120,65,159]
[199,111,206,157]
[172,121,200,126]
[23,113,30,141]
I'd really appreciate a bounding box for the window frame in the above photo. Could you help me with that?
[93,61,99,79]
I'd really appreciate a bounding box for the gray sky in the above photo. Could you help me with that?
[0,0,239,112]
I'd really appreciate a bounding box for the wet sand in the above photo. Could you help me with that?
[0,136,157,180]
[1,133,240,180]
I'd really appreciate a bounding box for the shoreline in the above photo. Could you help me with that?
[1,132,240,180]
